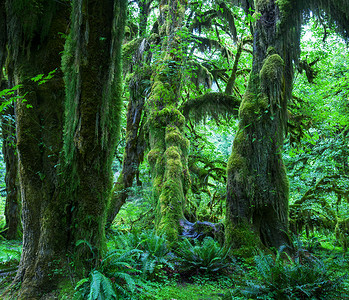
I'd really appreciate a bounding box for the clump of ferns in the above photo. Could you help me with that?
[73,249,142,300]
[230,246,347,300]
[175,237,233,276]
[113,230,174,281]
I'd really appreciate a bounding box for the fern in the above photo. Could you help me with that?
[74,270,117,300]
[74,248,143,300]
[113,230,173,280]
[176,237,232,275]
[234,249,347,299]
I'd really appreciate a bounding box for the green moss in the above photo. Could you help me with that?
[225,222,261,258]
[227,151,248,183]
[165,125,189,152]
[255,0,272,11]
[122,38,143,64]
[239,91,268,126]
[157,177,184,241]
[147,148,162,167]
[151,106,185,128]
[259,54,284,82]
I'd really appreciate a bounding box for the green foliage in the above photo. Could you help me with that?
[141,276,234,300]
[175,237,232,275]
[231,250,346,299]
[113,230,173,281]
[73,249,142,300]
[0,240,21,290]
[0,85,23,112]
[74,270,117,300]
[30,69,56,85]
[285,19,349,246]
[0,240,21,263]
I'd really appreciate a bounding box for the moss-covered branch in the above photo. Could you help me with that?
[180,92,240,123]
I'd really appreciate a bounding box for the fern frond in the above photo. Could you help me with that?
[113,271,136,293]
[88,270,102,300]
[100,273,117,300]
[180,92,240,123]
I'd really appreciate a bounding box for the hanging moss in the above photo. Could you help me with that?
[6,0,57,61]
[300,0,349,40]
[255,0,272,12]
[181,92,240,123]
[259,53,284,111]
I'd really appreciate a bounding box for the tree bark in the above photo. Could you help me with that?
[225,0,301,254]
[62,0,127,270]
[5,2,69,297]
[146,0,190,241]
[2,103,22,240]
[107,72,147,227]
[4,1,126,298]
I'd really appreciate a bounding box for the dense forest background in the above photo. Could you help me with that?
[0,0,349,299]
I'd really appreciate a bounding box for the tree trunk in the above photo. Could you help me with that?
[2,103,22,240]
[5,2,69,297]
[225,0,301,254]
[106,3,153,226]
[107,72,147,227]
[146,0,190,241]
[4,1,126,298]
[62,0,127,270]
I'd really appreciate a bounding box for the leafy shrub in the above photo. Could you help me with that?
[231,250,346,299]
[175,237,231,275]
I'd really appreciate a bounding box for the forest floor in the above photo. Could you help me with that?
[0,234,349,299]
[1,195,349,299]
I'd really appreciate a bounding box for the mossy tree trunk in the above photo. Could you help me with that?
[4,0,126,298]
[2,103,22,240]
[107,71,148,227]
[5,1,69,297]
[225,0,301,253]
[62,0,127,269]
[107,2,153,227]
[0,0,5,72]
[146,0,190,241]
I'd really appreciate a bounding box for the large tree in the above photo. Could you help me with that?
[146,0,190,241]
[3,0,127,298]
[5,2,69,297]
[226,0,349,253]
[62,0,127,268]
